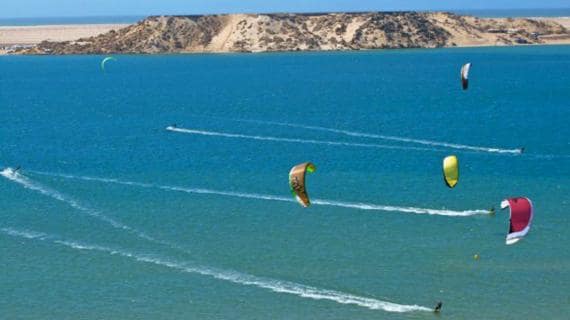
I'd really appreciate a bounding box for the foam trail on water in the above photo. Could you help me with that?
[311,199,488,217]
[226,119,523,155]
[0,168,156,241]
[32,171,489,217]
[1,228,431,313]
[1,227,49,240]
[166,126,442,153]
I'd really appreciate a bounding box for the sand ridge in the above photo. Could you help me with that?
[2,13,570,55]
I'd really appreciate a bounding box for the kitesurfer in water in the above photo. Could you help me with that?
[520,147,525,154]
[13,166,21,173]
[489,207,495,215]
[434,302,442,313]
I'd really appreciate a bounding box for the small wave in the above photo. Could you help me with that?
[166,126,442,153]
[2,227,431,313]
[221,119,523,155]
[31,171,489,217]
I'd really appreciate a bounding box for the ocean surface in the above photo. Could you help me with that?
[1,46,569,319]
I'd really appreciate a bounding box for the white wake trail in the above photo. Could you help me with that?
[1,227,49,240]
[1,168,156,241]
[311,199,489,217]
[32,171,490,217]
[1,228,431,313]
[166,126,442,153]
[226,119,523,155]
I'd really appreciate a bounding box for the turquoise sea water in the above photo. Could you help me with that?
[1,46,569,319]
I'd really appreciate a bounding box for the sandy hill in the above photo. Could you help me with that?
[20,12,570,54]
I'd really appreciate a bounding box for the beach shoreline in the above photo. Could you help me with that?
[0,24,128,54]
[1,15,569,55]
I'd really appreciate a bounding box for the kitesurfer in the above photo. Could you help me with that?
[520,147,525,154]
[434,302,442,313]
[489,207,495,215]
[14,166,21,173]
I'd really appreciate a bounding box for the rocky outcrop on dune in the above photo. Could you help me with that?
[427,13,568,46]
[20,12,570,54]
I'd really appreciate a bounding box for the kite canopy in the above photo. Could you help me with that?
[289,162,316,207]
[501,197,533,245]
[461,63,471,90]
[442,155,459,188]
[101,56,116,72]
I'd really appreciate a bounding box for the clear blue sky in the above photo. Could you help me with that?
[2,0,569,18]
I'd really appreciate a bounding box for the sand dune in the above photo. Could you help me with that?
[2,13,569,55]
[0,24,128,53]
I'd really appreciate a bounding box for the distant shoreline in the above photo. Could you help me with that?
[0,24,128,54]
[2,12,570,55]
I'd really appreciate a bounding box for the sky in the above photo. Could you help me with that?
[1,0,569,18]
